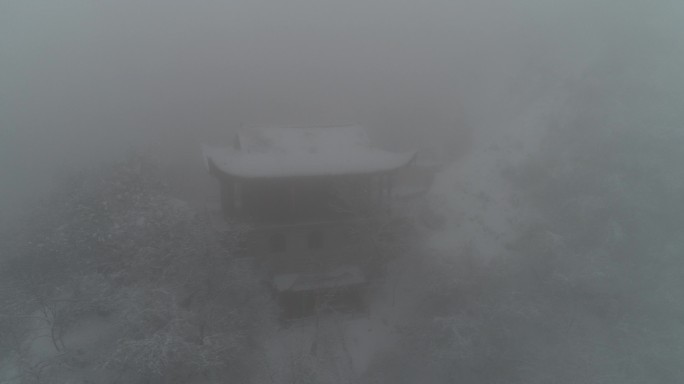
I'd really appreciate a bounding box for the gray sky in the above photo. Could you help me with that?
[1,0,682,223]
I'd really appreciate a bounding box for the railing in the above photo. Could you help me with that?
[241,214,410,231]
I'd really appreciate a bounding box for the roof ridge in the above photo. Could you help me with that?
[241,123,359,130]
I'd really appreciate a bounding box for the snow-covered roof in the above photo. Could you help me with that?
[273,266,366,292]
[203,125,415,178]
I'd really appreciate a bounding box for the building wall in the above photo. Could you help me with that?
[216,173,404,282]
[218,174,392,222]
[238,221,377,275]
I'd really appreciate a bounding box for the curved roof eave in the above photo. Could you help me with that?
[206,150,417,179]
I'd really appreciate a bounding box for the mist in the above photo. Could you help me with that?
[2,0,676,219]
[2,0,684,382]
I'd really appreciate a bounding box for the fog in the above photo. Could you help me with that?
[3,0,678,220]
[2,0,684,382]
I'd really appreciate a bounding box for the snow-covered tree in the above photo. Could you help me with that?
[364,40,684,384]
[1,153,275,383]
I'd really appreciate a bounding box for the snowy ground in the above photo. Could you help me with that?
[264,306,393,380]
[0,259,419,384]
[0,313,120,384]
[264,313,392,383]
[262,256,422,383]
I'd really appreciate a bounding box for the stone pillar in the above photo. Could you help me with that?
[233,181,242,212]
[289,184,296,215]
